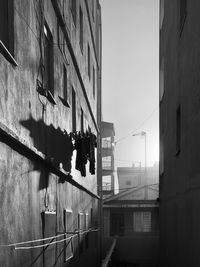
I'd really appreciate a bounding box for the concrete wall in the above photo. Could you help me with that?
[160,0,200,266]
[0,0,102,266]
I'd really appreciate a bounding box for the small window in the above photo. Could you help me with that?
[71,0,77,27]
[44,23,54,96]
[79,7,83,53]
[102,176,111,191]
[85,213,89,249]
[133,211,151,232]
[72,87,76,132]
[78,212,84,254]
[0,0,16,64]
[93,66,95,98]
[102,156,112,170]
[102,137,111,148]
[126,180,131,186]
[64,210,74,262]
[90,208,93,227]
[180,0,187,34]
[87,44,90,79]
[176,105,181,155]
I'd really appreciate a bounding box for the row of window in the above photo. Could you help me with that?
[64,209,97,261]
[0,0,96,105]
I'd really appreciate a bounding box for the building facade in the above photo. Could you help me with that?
[103,183,159,266]
[117,163,159,197]
[101,121,115,198]
[159,0,200,266]
[0,1,102,266]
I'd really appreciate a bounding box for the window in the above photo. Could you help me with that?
[102,176,111,191]
[0,0,16,64]
[133,212,151,232]
[176,105,181,155]
[44,23,54,96]
[180,0,187,34]
[90,208,93,227]
[79,7,83,53]
[159,57,164,101]
[64,210,74,262]
[72,87,76,132]
[93,66,95,98]
[78,212,84,254]
[102,137,112,148]
[71,0,76,27]
[102,156,112,170]
[87,44,90,79]
[126,180,131,186]
[63,65,68,100]
[85,213,89,249]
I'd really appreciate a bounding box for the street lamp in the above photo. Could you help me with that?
[132,131,147,199]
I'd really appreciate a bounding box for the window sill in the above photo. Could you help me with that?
[37,80,56,105]
[59,96,70,108]
[0,41,18,66]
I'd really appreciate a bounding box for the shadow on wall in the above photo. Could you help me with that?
[20,115,74,189]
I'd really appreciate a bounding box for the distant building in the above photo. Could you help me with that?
[159,0,200,266]
[103,182,159,267]
[117,163,159,197]
[101,121,115,198]
[0,1,102,267]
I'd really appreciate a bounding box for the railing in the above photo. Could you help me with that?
[101,238,117,267]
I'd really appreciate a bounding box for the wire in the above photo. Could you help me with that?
[0,233,66,248]
[102,183,159,193]
[15,235,76,250]
[0,228,100,250]
[115,106,158,144]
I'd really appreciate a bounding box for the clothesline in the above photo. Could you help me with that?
[0,228,100,250]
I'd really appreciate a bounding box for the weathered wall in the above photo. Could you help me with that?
[160,0,200,266]
[0,0,102,266]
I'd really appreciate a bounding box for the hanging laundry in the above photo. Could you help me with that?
[89,133,97,175]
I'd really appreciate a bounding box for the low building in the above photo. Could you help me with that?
[103,180,159,266]
[117,163,159,197]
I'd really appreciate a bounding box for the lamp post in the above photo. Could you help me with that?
[132,131,147,199]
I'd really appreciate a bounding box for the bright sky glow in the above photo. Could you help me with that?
[100,0,159,168]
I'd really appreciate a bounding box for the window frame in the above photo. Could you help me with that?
[44,22,54,97]
[64,209,74,262]
[133,211,151,233]
[0,0,17,65]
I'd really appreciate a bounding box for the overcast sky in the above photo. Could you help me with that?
[100,0,159,168]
